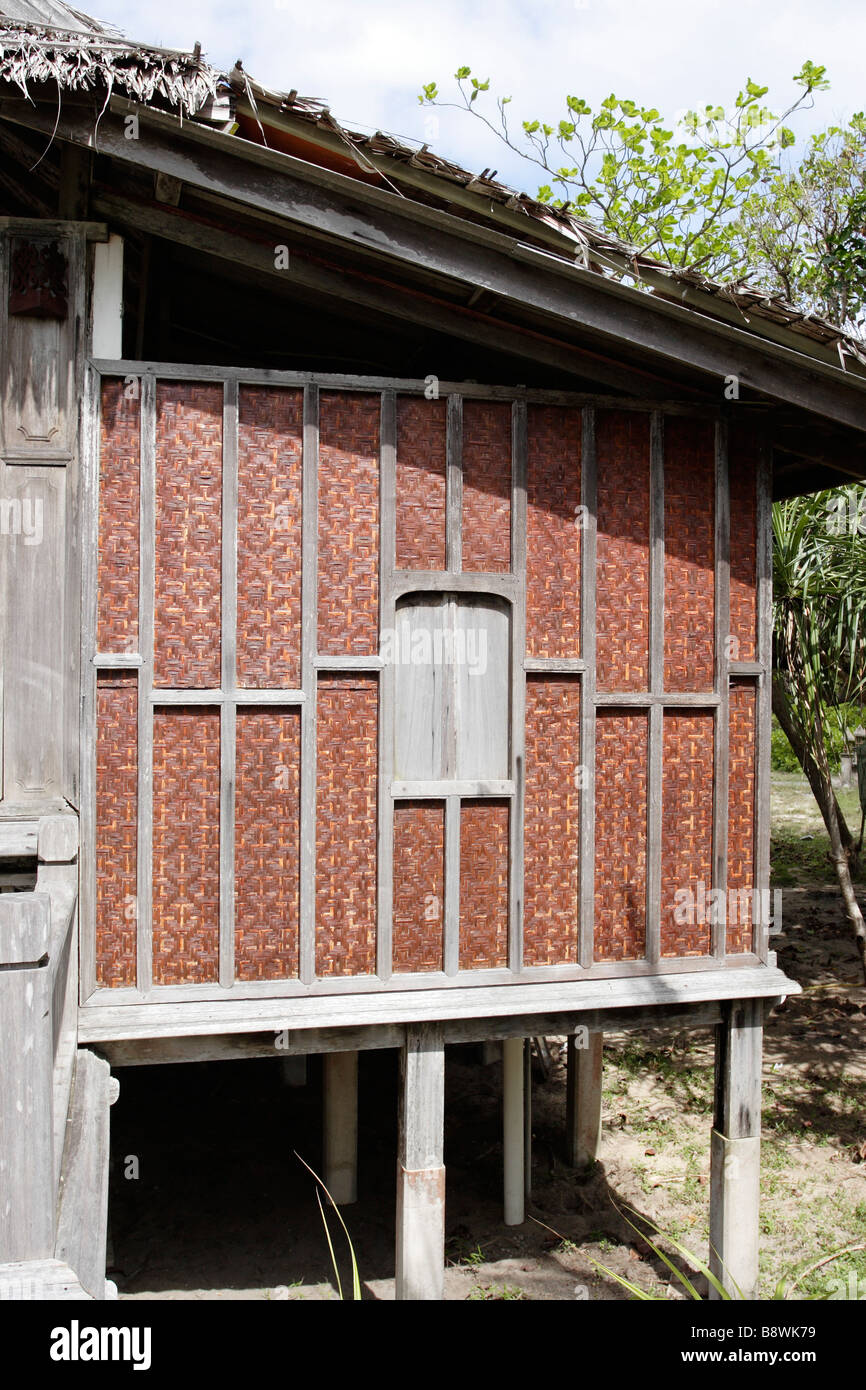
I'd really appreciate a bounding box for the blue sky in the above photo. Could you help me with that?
[89,0,866,197]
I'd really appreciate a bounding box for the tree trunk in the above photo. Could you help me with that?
[773,677,866,983]
[772,678,853,852]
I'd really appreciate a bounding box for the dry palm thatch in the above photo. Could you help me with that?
[0,23,220,117]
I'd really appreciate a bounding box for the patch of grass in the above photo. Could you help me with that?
[467,1283,528,1300]
[446,1235,486,1267]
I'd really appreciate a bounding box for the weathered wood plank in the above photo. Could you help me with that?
[565,1031,603,1168]
[510,401,528,973]
[299,385,319,987]
[755,441,773,963]
[219,379,238,990]
[54,1049,112,1299]
[135,375,156,995]
[377,390,396,981]
[77,964,797,1042]
[579,408,597,969]
[713,419,731,960]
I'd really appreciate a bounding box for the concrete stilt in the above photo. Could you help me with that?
[323,1051,358,1206]
[709,999,763,1299]
[565,1031,603,1168]
[503,1036,524,1225]
[396,1023,445,1301]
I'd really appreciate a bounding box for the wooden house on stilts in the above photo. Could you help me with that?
[2,0,865,1300]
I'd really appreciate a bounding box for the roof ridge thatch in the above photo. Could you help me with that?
[0,21,219,116]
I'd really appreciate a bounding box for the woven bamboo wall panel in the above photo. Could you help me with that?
[596,411,650,691]
[526,405,582,658]
[728,426,758,663]
[594,711,647,961]
[315,675,378,975]
[318,393,380,654]
[664,418,715,692]
[460,799,509,969]
[392,800,444,973]
[97,379,140,654]
[462,400,512,572]
[151,707,221,984]
[237,387,303,687]
[396,396,447,570]
[727,679,756,953]
[153,383,223,688]
[523,677,580,965]
[660,711,714,956]
[234,708,301,980]
[94,673,138,988]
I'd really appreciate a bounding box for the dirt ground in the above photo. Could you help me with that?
[108,876,866,1302]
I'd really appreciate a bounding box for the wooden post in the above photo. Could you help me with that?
[709,999,763,1299]
[0,894,55,1262]
[565,1031,603,1168]
[396,1023,445,1301]
[323,1051,358,1206]
[503,1035,524,1225]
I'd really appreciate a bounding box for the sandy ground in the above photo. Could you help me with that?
[108,884,866,1302]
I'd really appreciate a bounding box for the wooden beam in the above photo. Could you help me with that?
[77,965,798,1045]
[565,1031,603,1168]
[91,998,727,1067]
[10,97,861,417]
[578,408,597,969]
[53,1050,112,1299]
[58,144,92,220]
[7,104,858,427]
[91,188,668,399]
[323,1051,358,1206]
[713,418,731,961]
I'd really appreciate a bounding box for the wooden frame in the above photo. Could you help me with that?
[80,360,773,1015]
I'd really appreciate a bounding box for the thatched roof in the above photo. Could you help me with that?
[0,6,220,118]
[0,1,862,365]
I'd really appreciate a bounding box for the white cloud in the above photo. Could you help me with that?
[87,0,866,197]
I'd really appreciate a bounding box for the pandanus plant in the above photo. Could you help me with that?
[772,486,866,981]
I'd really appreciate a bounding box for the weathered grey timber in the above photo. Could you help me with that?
[396,1023,445,1300]
[323,1051,358,1206]
[565,1031,604,1169]
[54,1049,113,1299]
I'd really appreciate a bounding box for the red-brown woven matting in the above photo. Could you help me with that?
[234,707,301,980]
[237,387,303,688]
[94,673,138,988]
[153,383,223,688]
[596,411,650,691]
[523,677,581,965]
[526,405,582,658]
[660,710,714,956]
[461,400,511,572]
[315,674,378,975]
[727,679,756,953]
[460,798,509,970]
[98,380,140,655]
[396,396,447,570]
[318,393,380,655]
[594,710,647,961]
[392,800,444,972]
[728,426,758,663]
[664,418,715,692]
[151,706,221,984]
